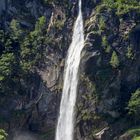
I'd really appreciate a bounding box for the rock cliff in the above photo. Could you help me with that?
[0,0,140,140]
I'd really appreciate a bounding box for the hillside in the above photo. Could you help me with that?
[0,0,140,140]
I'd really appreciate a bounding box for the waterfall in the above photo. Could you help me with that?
[55,0,84,140]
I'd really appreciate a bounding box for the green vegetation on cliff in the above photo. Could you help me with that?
[98,0,140,16]
[110,51,119,68]
[128,89,140,124]
[0,0,140,139]
[0,129,7,140]
[77,0,140,139]
[0,16,47,96]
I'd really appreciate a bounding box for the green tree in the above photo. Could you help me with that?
[35,16,46,32]
[0,53,16,81]
[0,129,7,140]
[128,89,140,124]
[20,16,46,72]
[10,19,23,40]
[126,47,134,59]
[110,51,119,68]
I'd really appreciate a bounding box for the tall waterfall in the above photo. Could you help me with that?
[55,0,84,140]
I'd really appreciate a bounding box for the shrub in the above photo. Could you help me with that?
[126,127,140,140]
[128,89,140,124]
[126,47,134,59]
[133,136,140,140]
[110,51,119,68]
[99,16,106,31]
[0,129,7,140]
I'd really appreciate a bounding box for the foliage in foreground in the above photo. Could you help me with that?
[128,89,140,124]
[0,129,7,140]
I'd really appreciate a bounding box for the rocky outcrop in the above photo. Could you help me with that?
[76,2,140,140]
[1,0,140,140]
[0,0,67,139]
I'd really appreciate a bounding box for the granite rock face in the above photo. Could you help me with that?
[76,2,140,140]
[0,0,140,140]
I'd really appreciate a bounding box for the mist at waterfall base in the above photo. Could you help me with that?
[55,0,84,140]
[8,131,39,140]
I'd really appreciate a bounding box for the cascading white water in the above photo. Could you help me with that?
[55,0,84,140]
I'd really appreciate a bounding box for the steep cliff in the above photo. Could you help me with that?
[0,0,140,140]
[76,1,140,140]
[0,0,71,139]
